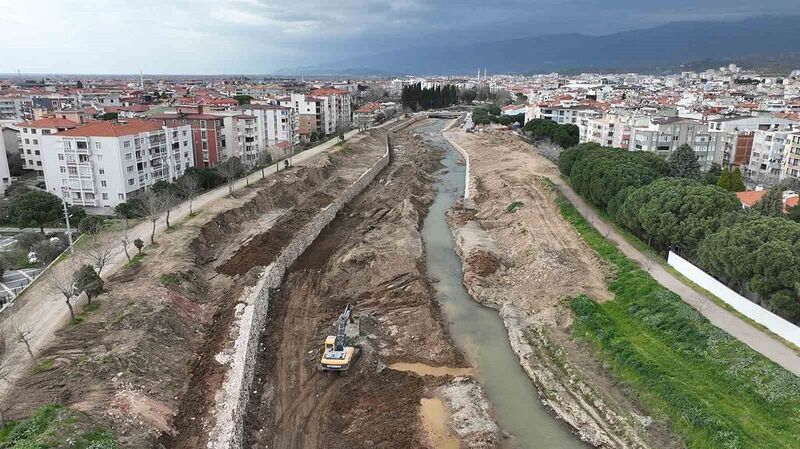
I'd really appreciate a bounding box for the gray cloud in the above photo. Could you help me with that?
[0,0,797,74]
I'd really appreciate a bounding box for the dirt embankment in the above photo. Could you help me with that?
[0,131,390,449]
[445,130,681,449]
[243,121,501,449]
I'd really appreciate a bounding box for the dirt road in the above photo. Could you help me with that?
[243,120,500,449]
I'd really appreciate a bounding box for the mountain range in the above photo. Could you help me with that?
[281,16,800,76]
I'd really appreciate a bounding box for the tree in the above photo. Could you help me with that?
[46,267,77,321]
[152,180,180,228]
[119,217,132,262]
[233,95,253,105]
[7,152,23,176]
[615,177,741,254]
[114,199,142,219]
[176,173,202,215]
[8,190,63,234]
[217,157,245,195]
[752,187,784,217]
[98,112,118,121]
[256,152,273,179]
[82,235,114,275]
[667,144,701,180]
[717,167,732,190]
[704,163,722,185]
[78,216,105,236]
[133,238,144,254]
[74,264,103,305]
[134,190,167,244]
[76,80,84,89]
[730,167,746,192]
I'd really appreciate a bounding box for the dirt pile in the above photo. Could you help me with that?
[243,121,500,449]
[445,129,678,449]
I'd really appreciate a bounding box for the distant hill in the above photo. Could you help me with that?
[285,16,800,76]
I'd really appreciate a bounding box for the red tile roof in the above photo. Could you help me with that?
[309,88,349,96]
[735,190,765,207]
[56,119,163,137]
[15,118,80,129]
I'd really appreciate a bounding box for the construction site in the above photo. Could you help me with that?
[0,116,684,449]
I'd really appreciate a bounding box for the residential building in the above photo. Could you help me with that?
[0,131,13,196]
[308,88,352,134]
[211,112,261,164]
[40,119,194,209]
[781,133,800,181]
[0,97,33,121]
[629,117,716,169]
[151,111,226,167]
[236,104,296,159]
[745,129,791,186]
[354,102,384,129]
[279,93,326,142]
[16,118,80,176]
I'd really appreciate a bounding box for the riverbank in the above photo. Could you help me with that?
[443,129,678,448]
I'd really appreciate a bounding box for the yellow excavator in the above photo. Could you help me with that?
[320,304,360,371]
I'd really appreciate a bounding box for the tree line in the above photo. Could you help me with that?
[400,83,459,111]
[523,119,579,148]
[560,142,800,323]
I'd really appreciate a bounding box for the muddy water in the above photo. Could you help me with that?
[416,119,585,449]
[420,398,461,449]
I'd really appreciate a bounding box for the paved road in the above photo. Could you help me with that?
[0,117,405,400]
[549,175,800,377]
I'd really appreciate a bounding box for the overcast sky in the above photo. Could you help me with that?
[1,0,798,74]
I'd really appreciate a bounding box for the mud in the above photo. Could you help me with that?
[242,120,501,449]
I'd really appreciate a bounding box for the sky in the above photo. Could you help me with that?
[1,0,799,74]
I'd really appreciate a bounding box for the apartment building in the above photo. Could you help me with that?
[151,111,226,167]
[211,112,261,164]
[278,93,326,142]
[782,133,800,180]
[16,118,80,176]
[0,130,13,196]
[308,88,352,134]
[236,104,296,158]
[0,97,33,121]
[745,129,791,186]
[525,104,596,125]
[707,114,798,166]
[40,119,194,209]
[629,117,716,169]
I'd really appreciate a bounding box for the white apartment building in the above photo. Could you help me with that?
[16,118,80,176]
[580,115,629,148]
[525,104,598,125]
[279,93,327,142]
[629,117,716,169]
[212,112,262,165]
[236,104,296,157]
[0,97,33,121]
[40,119,194,209]
[782,133,800,181]
[746,129,791,186]
[0,130,13,196]
[308,88,352,134]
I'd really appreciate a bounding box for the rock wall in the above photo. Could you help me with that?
[207,133,392,449]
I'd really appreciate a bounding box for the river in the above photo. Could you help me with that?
[416,118,585,449]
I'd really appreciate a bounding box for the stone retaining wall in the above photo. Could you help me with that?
[207,131,393,449]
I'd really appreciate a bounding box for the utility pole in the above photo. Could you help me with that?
[61,196,75,255]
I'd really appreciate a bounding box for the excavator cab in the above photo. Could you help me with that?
[320,305,360,371]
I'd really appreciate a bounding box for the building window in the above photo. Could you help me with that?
[128,179,134,185]
[102,193,108,200]
[118,194,124,200]
[95,142,101,149]
[31,129,37,134]
[59,167,66,173]
[42,129,51,135]
[97,155,103,161]
[127,166,134,173]
[26,149,31,155]
[123,140,131,148]
[68,167,78,175]
[99,169,105,174]
[101,180,107,187]
[125,153,132,160]
[34,150,40,155]
[36,161,41,166]
[24,139,29,144]
[57,154,64,160]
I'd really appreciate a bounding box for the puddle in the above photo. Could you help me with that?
[389,362,474,377]
[420,397,460,449]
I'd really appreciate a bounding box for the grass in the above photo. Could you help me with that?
[556,191,800,449]
[32,359,54,374]
[123,252,146,270]
[506,201,524,213]
[159,273,182,287]
[0,404,119,448]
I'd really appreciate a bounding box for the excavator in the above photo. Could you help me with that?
[319,304,360,371]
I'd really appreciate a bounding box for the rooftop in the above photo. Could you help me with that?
[15,118,80,129]
[56,119,163,137]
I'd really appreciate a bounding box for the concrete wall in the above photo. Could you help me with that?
[207,130,393,448]
[443,129,471,200]
[667,251,800,347]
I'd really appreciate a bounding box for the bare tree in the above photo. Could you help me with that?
[7,321,34,360]
[217,157,244,196]
[537,139,563,163]
[176,173,201,215]
[46,266,77,321]
[119,217,132,262]
[134,190,168,244]
[256,152,273,179]
[82,235,115,275]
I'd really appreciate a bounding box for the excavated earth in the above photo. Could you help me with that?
[445,129,683,449]
[242,120,501,449]
[0,129,404,448]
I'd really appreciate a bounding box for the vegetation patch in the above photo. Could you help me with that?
[0,404,119,448]
[32,359,54,374]
[123,252,146,270]
[556,192,800,449]
[159,273,182,287]
[506,201,524,213]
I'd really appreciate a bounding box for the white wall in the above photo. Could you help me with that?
[668,251,800,347]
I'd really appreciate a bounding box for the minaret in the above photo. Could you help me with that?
[140,70,144,89]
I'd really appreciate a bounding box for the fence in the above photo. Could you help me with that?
[667,251,800,347]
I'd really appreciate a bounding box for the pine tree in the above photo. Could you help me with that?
[717,167,732,190]
[752,187,784,217]
[730,167,746,192]
[668,144,701,179]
